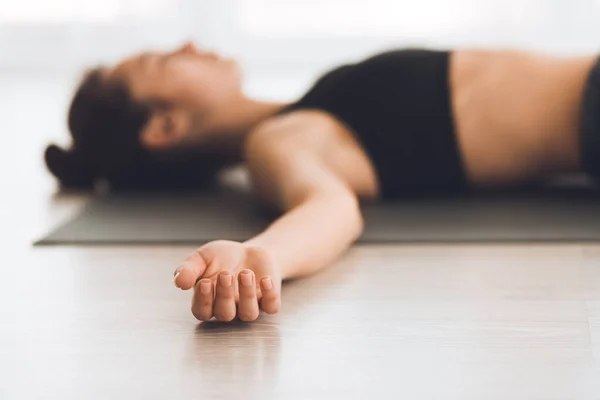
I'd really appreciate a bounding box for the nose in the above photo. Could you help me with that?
[177,41,221,61]
[180,41,199,55]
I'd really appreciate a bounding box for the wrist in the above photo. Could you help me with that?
[243,238,289,280]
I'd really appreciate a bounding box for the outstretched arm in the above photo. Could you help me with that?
[173,118,364,321]
[244,128,364,280]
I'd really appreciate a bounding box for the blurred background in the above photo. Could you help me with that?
[3,0,600,94]
[1,0,600,220]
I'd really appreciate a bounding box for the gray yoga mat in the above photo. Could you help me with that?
[36,185,600,245]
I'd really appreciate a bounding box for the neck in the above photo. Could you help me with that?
[188,97,285,163]
[197,97,286,161]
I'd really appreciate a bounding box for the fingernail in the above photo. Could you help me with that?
[200,280,211,294]
[261,277,273,291]
[173,271,181,288]
[219,272,232,287]
[240,271,253,287]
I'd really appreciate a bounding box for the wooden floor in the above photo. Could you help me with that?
[1,76,600,400]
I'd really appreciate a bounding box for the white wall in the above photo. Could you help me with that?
[1,0,600,99]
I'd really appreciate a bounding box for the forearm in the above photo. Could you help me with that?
[245,192,363,280]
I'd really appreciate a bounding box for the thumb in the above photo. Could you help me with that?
[174,250,209,290]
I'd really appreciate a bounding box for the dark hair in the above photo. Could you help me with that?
[45,68,233,192]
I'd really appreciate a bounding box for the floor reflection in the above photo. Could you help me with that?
[183,318,282,398]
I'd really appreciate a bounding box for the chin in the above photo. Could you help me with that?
[228,59,243,81]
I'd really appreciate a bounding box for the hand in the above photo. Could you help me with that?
[173,240,282,322]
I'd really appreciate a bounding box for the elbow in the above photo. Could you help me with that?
[332,190,364,242]
[347,194,365,241]
[296,187,364,241]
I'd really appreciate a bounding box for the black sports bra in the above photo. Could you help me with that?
[278,49,467,199]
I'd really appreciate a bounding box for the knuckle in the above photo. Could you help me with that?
[215,310,236,322]
[214,301,236,320]
[191,307,212,321]
[263,292,278,303]
[238,310,259,322]
[240,288,257,299]
[187,249,206,264]
[264,304,280,314]
[262,299,281,314]
[216,290,235,300]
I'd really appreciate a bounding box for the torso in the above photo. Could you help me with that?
[451,49,596,187]
[264,49,598,200]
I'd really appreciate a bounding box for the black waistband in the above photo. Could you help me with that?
[580,56,600,180]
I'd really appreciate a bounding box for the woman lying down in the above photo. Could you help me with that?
[46,42,600,322]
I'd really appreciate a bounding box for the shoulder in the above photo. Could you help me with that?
[244,109,381,201]
[242,111,356,208]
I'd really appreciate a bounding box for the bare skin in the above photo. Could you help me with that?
[104,42,597,322]
[451,49,595,186]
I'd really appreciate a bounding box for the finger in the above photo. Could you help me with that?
[237,270,259,322]
[191,279,214,321]
[259,276,281,314]
[213,272,236,322]
[174,250,208,290]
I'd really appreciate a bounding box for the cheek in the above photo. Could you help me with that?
[228,61,243,89]
[216,63,243,100]
[201,76,240,109]
[171,62,237,108]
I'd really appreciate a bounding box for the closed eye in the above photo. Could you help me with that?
[159,54,172,66]
[138,52,166,71]
[159,52,180,67]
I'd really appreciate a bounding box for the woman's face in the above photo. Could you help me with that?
[108,41,243,149]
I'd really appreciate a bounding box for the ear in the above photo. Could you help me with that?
[140,108,191,150]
